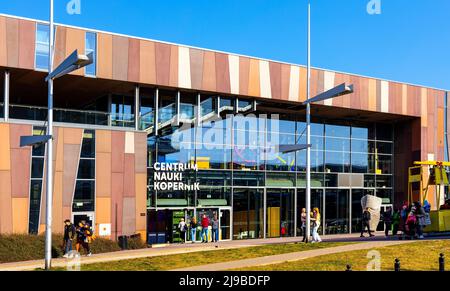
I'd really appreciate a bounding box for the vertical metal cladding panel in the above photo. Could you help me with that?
[169,45,179,88]
[0,16,7,66]
[127,38,140,83]
[259,60,272,98]
[123,154,136,198]
[228,55,240,95]
[122,197,136,236]
[112,35,129,81]
[139,40,156,84]
[10,148,30,198]
[368,78,377,112]
[359,77,369,110]
[178,46,191,89]
[323,71,336,106]
[0,170,12,234]
[298,67,307,103]
[238,56,250,96]
[135,173,147,236]
[248,58,260,97]
[111,131,125,173]
[215,52,231,94]
[155,42,171,86]
[111,172,124,238]
[189,48,204,90]
[96,152,112,198]
[12,197,28,233]
[0,124,11,171]
[269,62,282,100]
[53,26,67,70]
[280,63,290,101]
[63,143,82,207]
[134,132,147,174]
[18,19,35,70]
[65,27,85,76]
[202,51,216,92]
[332,73,345,107]
[309,69,319,104]
[6,17,19,68]
[349,75,361,110]
[401,84,408,115]
[288,65,300,102]
[97,33,113,79]
[53,171,63,233]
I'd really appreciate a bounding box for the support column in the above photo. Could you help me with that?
[154,88,159,136]
[134,85,140,131]
[4,70,10,121]
[107,94,112,127]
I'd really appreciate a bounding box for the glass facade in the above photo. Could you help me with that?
[28,127,46,234]
[73,130,96,212]
[146,89,395,237]
[35,24,50,70]
[85,32,97,76]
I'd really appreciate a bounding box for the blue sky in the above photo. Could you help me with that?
[0,0,449,90]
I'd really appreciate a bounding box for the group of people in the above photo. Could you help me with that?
[300,207,322,243]
[361,200,431,239]
[178,213,220,243]
[63,219,95,257]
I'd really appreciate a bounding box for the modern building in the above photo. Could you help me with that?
[0,14,448,243]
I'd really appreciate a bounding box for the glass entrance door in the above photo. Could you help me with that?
[219,208,231,241]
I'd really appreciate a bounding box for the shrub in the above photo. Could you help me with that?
[0,234,145,263]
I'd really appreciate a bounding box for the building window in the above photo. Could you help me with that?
[85,32,97,76]
[35,24,50,70]
[28,127,46,234]
[73,130,96,212]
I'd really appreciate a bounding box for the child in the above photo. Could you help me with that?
[405,211,417,240]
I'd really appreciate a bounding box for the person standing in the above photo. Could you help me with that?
[310,208,322,243]
[75,220,93,256]
[190,217,197,243]
[392,209,400,236]
[211,214,219,243]
[178,218,187,243]
[383,207,392,237]
[201,214,210,243]
[415,201,426,239]
[300,208,307,242]
[360,208,374,238]
[63,219,76,257]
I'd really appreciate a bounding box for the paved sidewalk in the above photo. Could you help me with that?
[171,240,416,271]
[0,232,444,271]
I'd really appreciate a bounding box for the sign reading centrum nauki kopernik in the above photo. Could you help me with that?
[153,163,200,191]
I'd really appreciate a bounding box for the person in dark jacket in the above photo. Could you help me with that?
[190,217,197,243]
[383,207,392,236]
[63,219,76,257]
[392,209,400,236]
[360,208,375,238]
[75,220,93,256]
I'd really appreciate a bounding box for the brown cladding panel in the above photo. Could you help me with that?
[139,40,156,84]
[18,19,35,69]
[97,33,113,79]
[189,48,204,90]
[9,124,32,149]
[350,76,361,110]
[280,64,290,101]
[202,51,216,92]
[6,17,19,68]
[0,171,13,233]
[248,59,260,97]
[0,124,11,171]
[0,16,7,66]
[112,36,129,81]
[155,43,171,86]
[359,77,369,111]
[134,133,147,173]
[215,53,231,94]
[65,27,85,76]
[111,172,124,237]
[54,26,67,70]
[62,143,81,207]
[10,148,31,198]
[269,62,282,100]
[309,69,319,104]
[316,69,324,98]
[96,152,112,198]
[239,57,250,96]
[332,73,344,108]
[123,154,136,198]
[169,45,179,87]
[298,67,307,103]
[111,131,125,173]
[122,197,136,236]
[96,130,112,153]
[127,38,140,83]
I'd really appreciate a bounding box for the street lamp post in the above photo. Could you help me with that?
[305,0,312,244]
[44,0,55,270]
